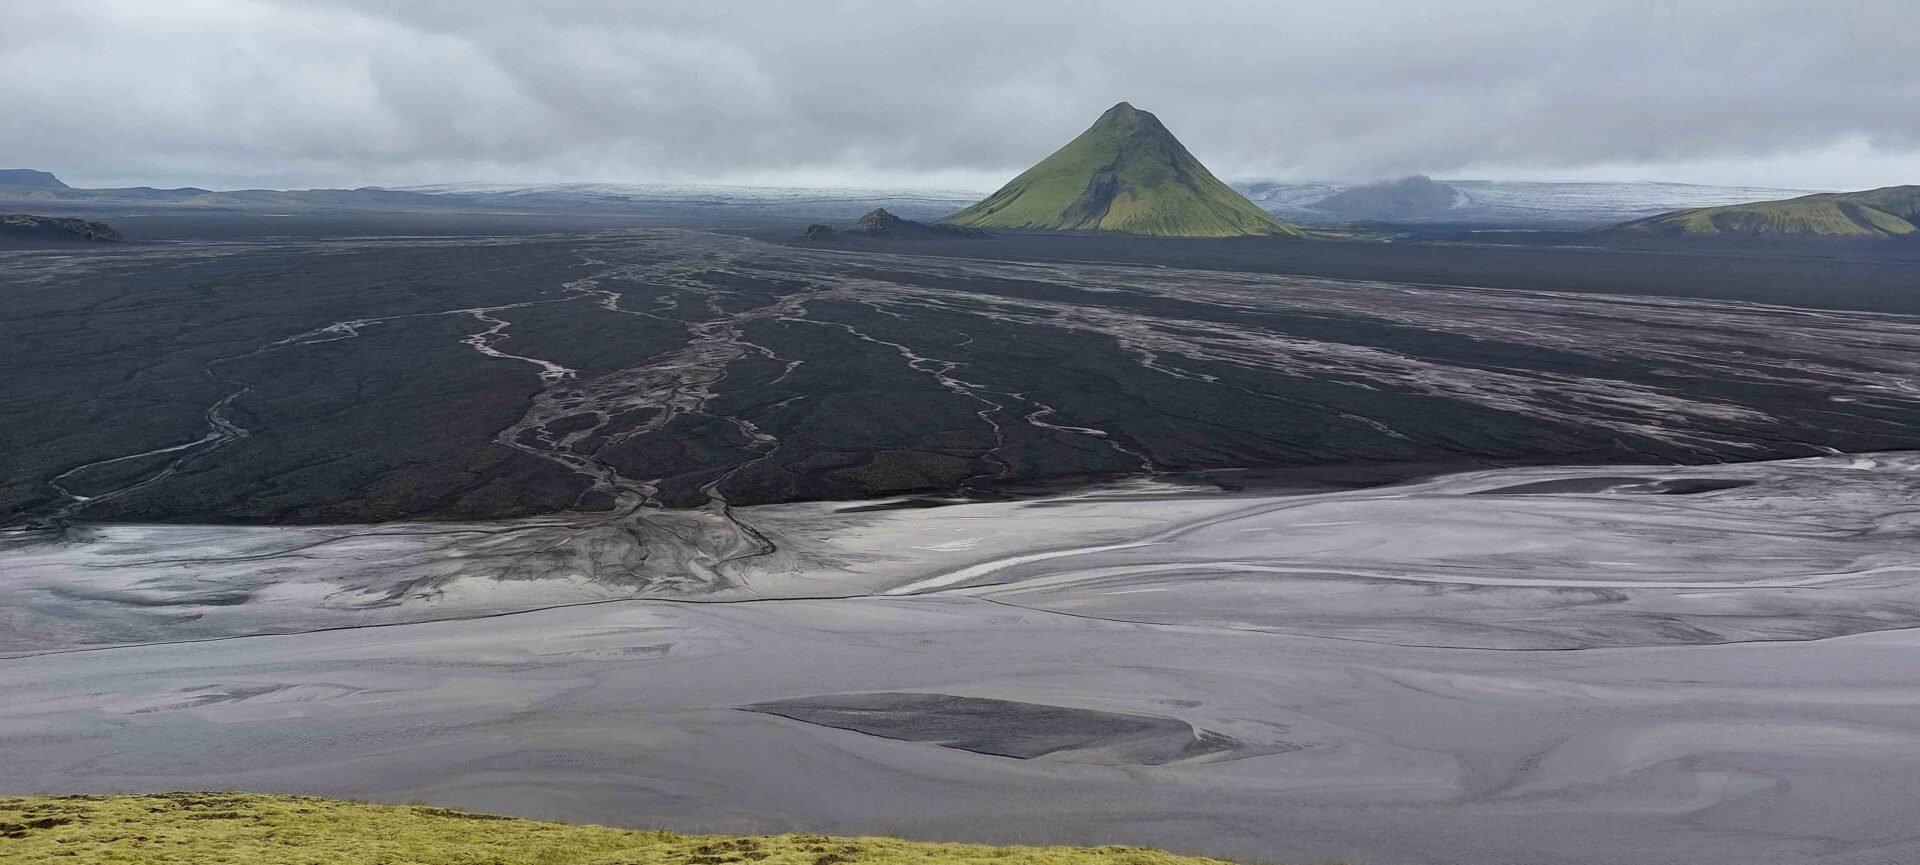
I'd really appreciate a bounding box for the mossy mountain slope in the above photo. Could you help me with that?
[1606,185,1920,238]
[0,793,1247,865]
[942,103,1302,237]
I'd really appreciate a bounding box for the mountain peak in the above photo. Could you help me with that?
[853,207,901,229]
[1091,101,1165,135]
[843,207,987,240]
[941,104,1302,237]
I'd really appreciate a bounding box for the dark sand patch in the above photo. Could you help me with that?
[1652,478,1754,494]
[833,498,967,514]
[742,692,1244,765]
[1475,476,1753,495]
[1474,476,1656,495]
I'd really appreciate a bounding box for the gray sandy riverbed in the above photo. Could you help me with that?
[4,454,1920,864]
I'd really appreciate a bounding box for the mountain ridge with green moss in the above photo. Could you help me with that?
[1604,184,1920,238]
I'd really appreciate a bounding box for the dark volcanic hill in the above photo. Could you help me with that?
[1311,175,1460,220]
[942,102,1303,237]
[0,214,125,243]
[1605,185,1920,239]
[804,208,988,241]
[850,207,987,238]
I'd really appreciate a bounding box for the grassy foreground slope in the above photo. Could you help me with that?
[942,103,1302,238]
[0,794,1242,865]
[1605,184,1920,238]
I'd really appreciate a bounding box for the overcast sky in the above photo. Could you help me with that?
[4,1,1916,191]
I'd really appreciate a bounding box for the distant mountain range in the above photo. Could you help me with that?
[395,181,987,220]
[0,166,1862,233]
[416,176,1834,231]
[942,102,1301,237]
[1603,185,1920,239]
[0,172,457,212]
[0,170,987,220]
[1240,177,1827,226]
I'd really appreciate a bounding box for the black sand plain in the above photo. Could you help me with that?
[6,209,1920,527]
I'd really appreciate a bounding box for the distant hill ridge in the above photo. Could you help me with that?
[0,169,69,189]
[1309,175,1462,220]
[943,102,1302,237]
[1606,185,1920,238]
[0,168,463,212]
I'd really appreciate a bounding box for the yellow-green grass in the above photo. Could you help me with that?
[0,793,1243,865]
[1607,184,1920,238]
[942,103,1303,238]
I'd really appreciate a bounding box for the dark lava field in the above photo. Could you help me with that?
[6,222,1920,526]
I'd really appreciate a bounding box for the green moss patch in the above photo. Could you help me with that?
[0,793,1243,865]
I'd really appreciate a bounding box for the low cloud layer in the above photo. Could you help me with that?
[4,1,1916,190]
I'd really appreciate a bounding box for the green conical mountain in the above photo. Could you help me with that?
[1605,185,1920,238]
[942,102,1303,237]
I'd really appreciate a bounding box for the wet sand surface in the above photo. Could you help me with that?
[5,454,1920,865]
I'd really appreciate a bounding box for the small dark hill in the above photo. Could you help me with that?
[0,169,69,189]
[1604,185,1920,239]
[943,102,1303,237]
[851,207,987,239]
[1312,175,1460,220]
[0,214,125,244]
[804,208,987,242]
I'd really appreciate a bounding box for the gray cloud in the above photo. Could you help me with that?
[3,0,1916,190]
